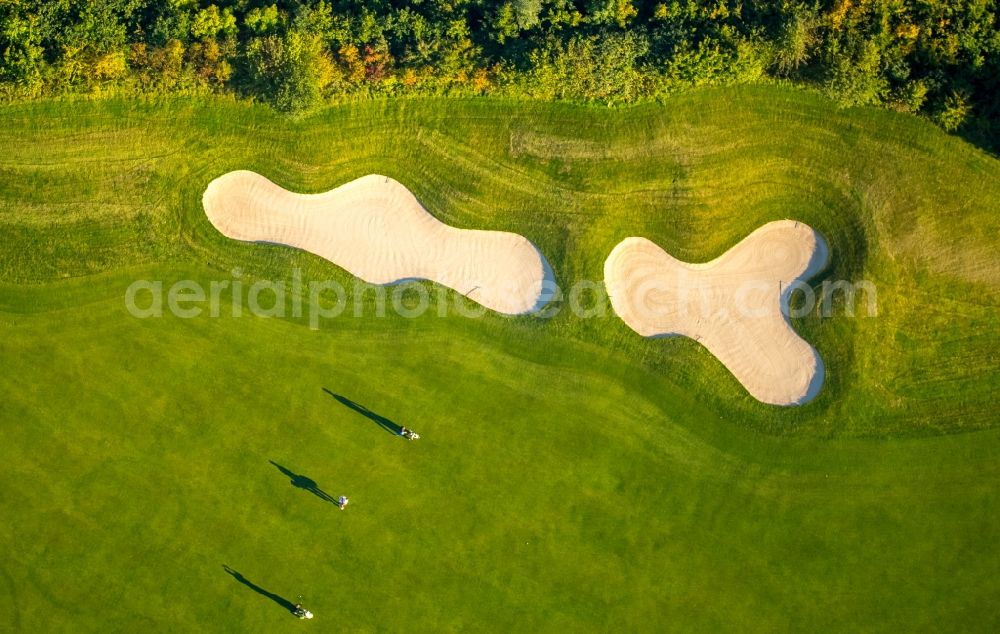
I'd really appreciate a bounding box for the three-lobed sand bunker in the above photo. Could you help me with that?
[605,220,828,406]
[202,171,552,315]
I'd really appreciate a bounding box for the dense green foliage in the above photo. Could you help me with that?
[1,90,999,630]
[1,1,998,149]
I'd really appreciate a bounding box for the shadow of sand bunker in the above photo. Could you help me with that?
[604,220,829,406]
[202,171,554,315]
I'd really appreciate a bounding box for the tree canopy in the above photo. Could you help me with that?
[1,1,997,149]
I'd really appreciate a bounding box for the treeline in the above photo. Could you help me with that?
[2,1,998,147]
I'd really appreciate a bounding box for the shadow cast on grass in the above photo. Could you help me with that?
[269,460,338,505]
[223,565,297,616]
[323,388,402,435]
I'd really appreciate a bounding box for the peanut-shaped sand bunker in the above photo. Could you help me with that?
[203,171,553,315]
[605,220,828,405]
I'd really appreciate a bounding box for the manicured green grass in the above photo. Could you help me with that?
[1,87,998,631]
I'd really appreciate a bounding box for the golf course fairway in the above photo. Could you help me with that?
[1,86,998,632]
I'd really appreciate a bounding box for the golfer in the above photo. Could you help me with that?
[337,495,349,509]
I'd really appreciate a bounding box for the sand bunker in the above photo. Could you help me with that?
[203,171,552,315]
[605,220,828,405]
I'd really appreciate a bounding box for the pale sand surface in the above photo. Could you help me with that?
[605,220,828,405]
[203,171,552,315]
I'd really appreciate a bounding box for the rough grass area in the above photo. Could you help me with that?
[1,87,998,631]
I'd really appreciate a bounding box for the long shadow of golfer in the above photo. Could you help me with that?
[223,565,297,615]
[269,461,338,505]
[323,389,402,435]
